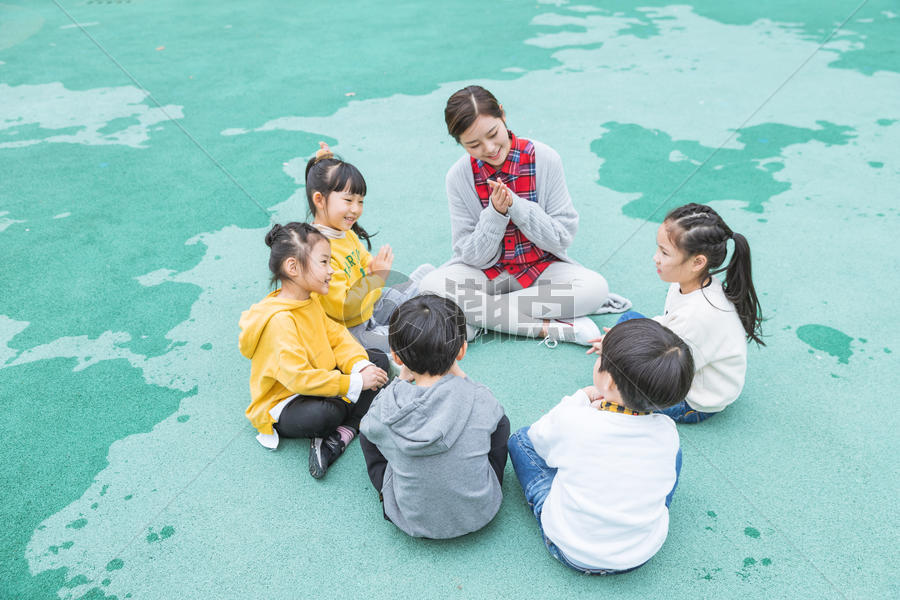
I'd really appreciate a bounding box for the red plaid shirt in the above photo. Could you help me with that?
[472,132,556,287]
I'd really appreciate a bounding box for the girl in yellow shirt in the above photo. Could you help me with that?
[305,143,433,354]
[239,222,390,479]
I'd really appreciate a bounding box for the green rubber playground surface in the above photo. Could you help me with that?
[1,1,898,598]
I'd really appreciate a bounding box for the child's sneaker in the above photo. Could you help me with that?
[308,432,345,479]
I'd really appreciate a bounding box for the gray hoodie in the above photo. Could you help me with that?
[360,374,505,539]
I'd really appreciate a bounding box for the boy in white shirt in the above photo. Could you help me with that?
[508,318,694,574]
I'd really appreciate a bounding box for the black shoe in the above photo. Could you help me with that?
[308,432,345,479]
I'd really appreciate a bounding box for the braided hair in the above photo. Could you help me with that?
[304,153,373,249]
[664,203,764,346]
[264,222,328,287]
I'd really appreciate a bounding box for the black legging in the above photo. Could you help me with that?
[273,349,389,438]
[360,414,511,492]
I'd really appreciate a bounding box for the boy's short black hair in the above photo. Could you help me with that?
[388,294,467,376]
[600,319,694,412]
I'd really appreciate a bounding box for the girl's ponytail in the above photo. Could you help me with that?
[664,203,764,346]
[723,232,764,346]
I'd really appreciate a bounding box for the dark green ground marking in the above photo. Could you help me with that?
[696,567,723,581]
[591,121,854,221]
[707,510,717,517]
[177,414,190,423]
[796,324,854,363]
[761,558,773,566]
[63,574,91,589]
[868,161,884,168]
[66,518,88,530]
[105,559,124,572]
[876,119,897,126]
[146,525,175,544]
[744,526,761,538]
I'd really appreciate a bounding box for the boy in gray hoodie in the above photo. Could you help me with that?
[359,294,510,539]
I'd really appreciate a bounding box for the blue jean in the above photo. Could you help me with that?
[615,310,646,323]
[507,427,682,575]
[657,400,716,423]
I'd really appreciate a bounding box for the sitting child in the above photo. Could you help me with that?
[359,294,510,539]
[509,318,694,574]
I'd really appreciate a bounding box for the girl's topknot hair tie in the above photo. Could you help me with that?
[313,141,334,164]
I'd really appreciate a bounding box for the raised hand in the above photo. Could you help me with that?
[367,244,394,280]
[585,327,612,355]
[487,178,514,215]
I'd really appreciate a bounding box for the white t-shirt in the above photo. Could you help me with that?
[528,390,680,571]
[652,277,747,413]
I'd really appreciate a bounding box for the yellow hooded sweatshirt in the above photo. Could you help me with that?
[238,290,368,435]
[318,230,384,328]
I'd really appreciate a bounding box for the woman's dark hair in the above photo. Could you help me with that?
[304,154,373,249]
[600,318,694,412]
[264,222,328,287]
[664,203,765,346]
[388,294,467,376]
[444,85,504,142]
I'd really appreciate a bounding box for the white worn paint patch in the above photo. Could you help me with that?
[8,331,145,374]
[59,22,99,29]
[0,315,29,365]
[52,212,71,219]
[0,211,26,232]
[0,83,183,149]
[134,268,177,287]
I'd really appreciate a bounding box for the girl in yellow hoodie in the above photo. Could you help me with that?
[305,143,433,355]
[239,222,390,479]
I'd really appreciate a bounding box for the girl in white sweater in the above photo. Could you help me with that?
[592,203,764,423]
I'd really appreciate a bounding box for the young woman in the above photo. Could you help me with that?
[418,85,630,346]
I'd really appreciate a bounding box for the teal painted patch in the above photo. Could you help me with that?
[868,161,884,168]
[696,567,723,581]
[876,119,896,126]
[707,510,717,518]
[146,525,176,544]
[744,526,761,538]
[66,518,87,530]
[63,574,90,589]
[743,557,757,568]
[591,121,854,221]
[177,414,190,423]
[761,558,773,566]
[201,343,212,350]
[796,324,854,363]
[105,559,124,572]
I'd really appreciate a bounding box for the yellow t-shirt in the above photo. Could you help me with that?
[319,230,385,328]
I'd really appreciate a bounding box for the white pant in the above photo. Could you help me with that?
[418,261,614,339]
